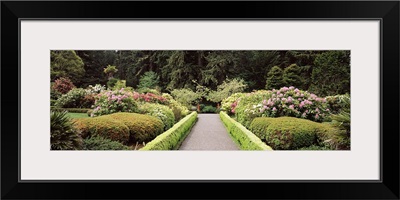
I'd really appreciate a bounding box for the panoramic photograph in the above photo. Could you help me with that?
[50,50,350,151]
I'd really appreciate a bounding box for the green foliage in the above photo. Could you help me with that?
[50,99,57,106]
[329,94,350,140]
[51,50,85,85]
[220,112,273,150]
[282,64,303,88]
[50,82,62,100]
[138,88,161,95]
[266,66,284,90]
[140,112,197,150]
[250,117,347,150]
[55,88,93,108]
[233,90,273,128]
[51,111,83,150]
[107,112,164,143]
[66,112,89,119]
[137,71,160,90]
[309,51,350,96]
[325,94,350,114]
[107,78,119,89]
[201,105,217,113]
[138,103,175,131]
[73,117,130,144]
[75,50,115,87]
[51,107,92,113]
[52,77,76,94]
[113,80,126,90]
[104,65,118,79]
[58,50,349,94]
[171,88,201,108]
[221,93,246,114]
[75,113,164,144]
[315,122,350,150]
[83,136,130,150]
[298,145,333,150]
[207,78,247,103]
[162,93,190,121]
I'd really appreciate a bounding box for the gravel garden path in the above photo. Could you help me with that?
[179,114,239,150]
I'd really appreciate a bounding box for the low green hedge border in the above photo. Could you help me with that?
[220,112,273,151]
[51,107,92,113]
[140,112,198,150]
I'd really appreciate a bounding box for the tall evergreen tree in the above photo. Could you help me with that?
[283,64,303,88]
[51,50,85,85]
[266,66,285,89]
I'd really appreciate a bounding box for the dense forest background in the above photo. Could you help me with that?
[51,50,350,96]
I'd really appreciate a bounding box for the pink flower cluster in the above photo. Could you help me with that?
[132,92,168,104]
[260,86,330,122]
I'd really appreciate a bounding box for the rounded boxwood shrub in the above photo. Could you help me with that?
[107,112,164,143]
[250,117,317,150]
[51,111,83,150]
[138,103,175,131]
[83,136,130,150]
[73,117,130,144]
[250,117,346,150]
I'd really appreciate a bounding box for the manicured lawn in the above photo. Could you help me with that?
[66,112,89,119]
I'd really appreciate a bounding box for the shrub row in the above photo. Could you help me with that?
[249,117,347,150]
[220,112,273,150]
[73,112,163,144]
[140,112,197,150]
[51,107,92,113]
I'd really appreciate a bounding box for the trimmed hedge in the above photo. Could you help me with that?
[73,112,164,144]
[51,107,92,113]
[220,112,273,150]
[107,112,164,143]
[73,117,130,144]
[140,112,197,150]
[83,136,130,150]
[250,117,345,150]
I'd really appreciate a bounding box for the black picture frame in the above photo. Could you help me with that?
[2,1,399,199]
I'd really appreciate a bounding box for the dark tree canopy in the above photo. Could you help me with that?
[51,50,350,96]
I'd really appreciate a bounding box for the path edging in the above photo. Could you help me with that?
[140,112,198,150]
[220,111,273,151]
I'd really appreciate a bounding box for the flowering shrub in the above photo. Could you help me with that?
[85,84,106,94]
[233,90,273,128]
[50,82,62,100]
[55,88,89,108]
[138,103,175,131]
[91,88,138,117]
[133,92,168,105]
[257,86,330,122]
[221,93,245,114]
[162,93,190,121]
[52,77,75,94]
[325,94,350,114]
